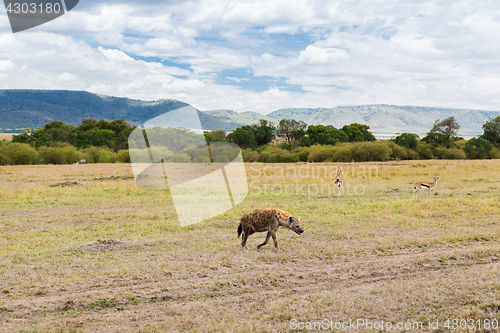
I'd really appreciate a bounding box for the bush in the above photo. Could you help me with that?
[38,147,64,164]
[291,147,310,162]
[406,148,419,160]
[0,147,12,165]
[116,150,130,163]
[167,153,192,163]
[81,146,117,163]
[415,142,434,159]
[433,147,466,159]
[464,137,493,159]
[243,151,260,162]
[332,145,352,162]
[388,142,408,160]
[38,146,83,164]
[491,147,500,159]
[351,142,391,162]
[0,143,39,165]
[258,146,295,163]
[307,145,335,162]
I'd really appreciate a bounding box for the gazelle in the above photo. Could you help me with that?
[334,170,342,198]
[413,176,439,198]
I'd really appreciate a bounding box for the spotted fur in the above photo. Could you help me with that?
[237,208,304,251]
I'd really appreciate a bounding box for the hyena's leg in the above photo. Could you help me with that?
[241,230,249,248]
[257,232,271,249]
[271,232,280,252]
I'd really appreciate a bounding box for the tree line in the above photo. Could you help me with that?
[0,115,499,165]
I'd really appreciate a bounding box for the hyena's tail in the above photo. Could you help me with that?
[237,223,243,238]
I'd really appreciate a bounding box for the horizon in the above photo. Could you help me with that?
[3,88,500,115]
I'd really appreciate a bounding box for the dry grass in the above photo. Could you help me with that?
[0,134,15,141]
[1,160,500,332]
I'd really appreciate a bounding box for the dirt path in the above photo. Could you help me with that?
[2,242,500,332]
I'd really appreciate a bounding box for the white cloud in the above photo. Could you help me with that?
[0,59,14,71]
[1,0,500,113]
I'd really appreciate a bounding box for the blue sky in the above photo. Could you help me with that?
[1,0,500,114]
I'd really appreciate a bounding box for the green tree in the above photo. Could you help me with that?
[226,127,257,148]
[12,133,30,144]
[302,125,348,146]
[204,129,226,143]
[481,115,500,147]
[290,128,306,144]
[251,119,276,146]
[276,119,307,143]
[427,117,461,148]
[463,137,493,159]
[394,133,419,149]
[341,123,375,142]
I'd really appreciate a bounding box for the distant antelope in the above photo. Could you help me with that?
[413,176,439,198]
[72,159,87,168]
[334,170,342,197]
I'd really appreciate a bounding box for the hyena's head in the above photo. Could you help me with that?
[287,216,304,235]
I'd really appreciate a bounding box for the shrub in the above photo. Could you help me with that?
[332,145,352,162]
[243,151,260,162]
[0,147,12,165]
[38,146,83,164]
[81,146,117,163]
[433,147,466,159]
[491,147,500,159]
[0,143,38,165]
[389,142,408,160]
[38,147,65,164]
[351,142,391,161]
[464,137,493,159]
[97,149,117,163]
[167,153,192,163]
[116,150,130,163]
[307,145,335,162]
[415,142,434,159]
[258,146,295,163]
[291,147,310,162]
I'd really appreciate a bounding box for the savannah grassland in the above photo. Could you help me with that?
[1,160,500,332]
[0,134,14,141]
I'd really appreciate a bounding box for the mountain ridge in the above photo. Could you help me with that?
[0,90,241,131]
[1,90,499,135]
[205,105,500,135]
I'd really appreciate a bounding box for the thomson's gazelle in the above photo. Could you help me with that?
[334,170,342,198]
[413,176,439,198]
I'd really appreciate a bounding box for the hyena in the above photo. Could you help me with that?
[237,208,304,251]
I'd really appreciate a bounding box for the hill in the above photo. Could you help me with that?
[2,90,499,135]
[0,90,240,131]
[207,106,500,136]
[269,105,500,136]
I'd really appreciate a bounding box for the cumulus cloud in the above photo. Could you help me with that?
[1,0,500,113]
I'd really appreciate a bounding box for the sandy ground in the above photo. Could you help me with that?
[1,161,500,332]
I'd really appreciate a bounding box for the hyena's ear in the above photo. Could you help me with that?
[288,216,293,224]
[298,216,300,222]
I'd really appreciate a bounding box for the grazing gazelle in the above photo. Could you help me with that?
[413,176,439,198]
[334,170,342,197]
